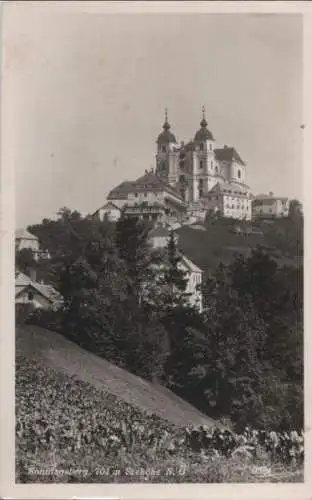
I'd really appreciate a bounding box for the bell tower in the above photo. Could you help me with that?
[155,109,179,185]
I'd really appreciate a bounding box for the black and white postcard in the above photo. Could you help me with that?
[0,1,310,499]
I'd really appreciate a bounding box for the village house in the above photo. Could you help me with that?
[15,271,62,310]
[94,201,122,222]
[15,229,40,259]
[252,193,289,219]
[148,225,203,312]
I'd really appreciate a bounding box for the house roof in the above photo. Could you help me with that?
[253,194,288,202]
[99,202,121,211]
[15,272,32,287]
[107,181,133,200]
[15,272,60,302]
[108,171,184,202]
[207,181,249,197]
[214,146,246,166]
[15,229,38,241]
[180,254,202,274]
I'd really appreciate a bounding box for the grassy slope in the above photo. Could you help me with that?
[176,221,300,275]
[16,326,303,483]
[16,325,215,428]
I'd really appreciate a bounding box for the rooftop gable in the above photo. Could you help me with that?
[15,229,38,241]
[214,146,246,166]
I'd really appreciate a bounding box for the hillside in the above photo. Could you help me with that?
[16,325,215,428]
[176,219,302,275]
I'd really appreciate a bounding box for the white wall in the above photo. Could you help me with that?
[16,238,39,253]
[15,289,51,309]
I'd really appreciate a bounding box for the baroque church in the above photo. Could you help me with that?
[97,107,252,223]
[155,108,252,220]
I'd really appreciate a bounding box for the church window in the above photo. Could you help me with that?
[215,166,218,174]
[238,170,241,179]
[161,145,166,153]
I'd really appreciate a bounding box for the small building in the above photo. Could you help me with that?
[201,181,252,220]
[180,254,203,313]
[252,193,289,219]
[94,202,122,222]
[15,272,62,310]
[15,229,40,257]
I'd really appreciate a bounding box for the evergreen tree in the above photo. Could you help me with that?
[154,231,191,312]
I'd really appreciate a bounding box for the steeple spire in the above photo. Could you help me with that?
[200,105,207,128]
[163,107,170,130]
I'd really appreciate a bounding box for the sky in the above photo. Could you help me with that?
[3,6,303,228]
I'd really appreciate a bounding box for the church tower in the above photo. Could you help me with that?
[155,109,179,186]
[191,107,216,202]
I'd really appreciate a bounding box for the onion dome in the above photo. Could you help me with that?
[157,109,177,144]
[194,106,214,142]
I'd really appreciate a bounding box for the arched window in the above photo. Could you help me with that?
[215,166,218,174]
[237,169,241,179]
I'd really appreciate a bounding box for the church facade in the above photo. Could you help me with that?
[155,109,252,220]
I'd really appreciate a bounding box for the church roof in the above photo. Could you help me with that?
[194,123,214,142]
[194,109,214,142]
[157,112,177,144]
[214,146,246,166]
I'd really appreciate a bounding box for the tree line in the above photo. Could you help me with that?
[16,206,303,432]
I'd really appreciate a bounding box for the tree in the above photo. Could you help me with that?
[15,248,36,276]
[154,231,191,313]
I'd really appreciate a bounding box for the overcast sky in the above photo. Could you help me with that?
[4,6,303,227]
